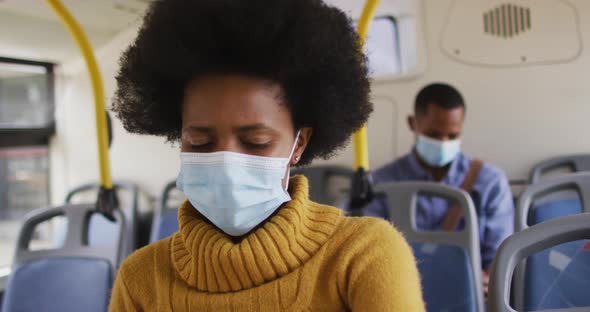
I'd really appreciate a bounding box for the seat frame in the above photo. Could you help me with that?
[2,204,124,312]
[376,181,485,312]
[489,213,590,312]
[65,181,140,261]
[529,154,590,184]
[14,204,124,266]
[514,172,590,310]
[292,165,353,205]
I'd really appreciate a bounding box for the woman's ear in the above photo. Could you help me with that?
[291,127,313,165]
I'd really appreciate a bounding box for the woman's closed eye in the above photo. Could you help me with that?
[187,138,273,152]
[240,133,275,150]
[191,142,214,150]
[187,135,214,150]
[241,141,273,150]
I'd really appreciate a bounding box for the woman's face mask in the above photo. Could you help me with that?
[176,132,300,237]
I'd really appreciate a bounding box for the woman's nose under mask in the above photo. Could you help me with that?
[176,132,300,236]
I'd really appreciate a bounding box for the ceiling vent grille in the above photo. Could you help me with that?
[483,3,531,38]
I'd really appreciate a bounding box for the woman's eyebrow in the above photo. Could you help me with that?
[184,126,215,134]
[235,124,275,133]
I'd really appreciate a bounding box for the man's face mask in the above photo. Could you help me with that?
[415,135,461,167]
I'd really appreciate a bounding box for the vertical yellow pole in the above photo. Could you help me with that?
[353,0,380,170]
[45,0,113,190]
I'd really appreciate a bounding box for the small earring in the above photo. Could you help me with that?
[294,155,300,161]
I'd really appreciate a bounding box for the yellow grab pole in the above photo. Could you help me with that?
[45,0,113,190]
[353,0,380,170]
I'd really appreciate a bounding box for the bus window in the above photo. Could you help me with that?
[0,147,51,268]
[0,58,54,270]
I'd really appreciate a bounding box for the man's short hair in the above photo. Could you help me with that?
[414,83,465,115]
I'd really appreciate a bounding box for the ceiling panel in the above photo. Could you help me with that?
[0,0,149,33]
[0,0,150,63]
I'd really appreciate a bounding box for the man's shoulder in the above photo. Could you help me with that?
[468,157,509,188]
[458,153,505,179]
[480,161,508,181]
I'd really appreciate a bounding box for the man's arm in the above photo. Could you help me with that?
[361,196,390,219]
[481,171,514,270]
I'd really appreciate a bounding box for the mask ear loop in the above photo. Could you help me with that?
[284,130,301,191]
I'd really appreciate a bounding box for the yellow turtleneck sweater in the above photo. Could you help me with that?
[109,176,425,311]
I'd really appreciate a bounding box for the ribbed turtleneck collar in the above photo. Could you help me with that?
[171,175,342,293]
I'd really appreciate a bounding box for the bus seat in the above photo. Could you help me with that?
[514,172,590,311]
[524,240,590,310]
[150,181,185,242]
[63,181,147,262]
[411,243,475,311]
[376,182,484,312]
[1,204,124,312]
[489,213,590,312]
[292,165,353,206]
[529,154,590,184]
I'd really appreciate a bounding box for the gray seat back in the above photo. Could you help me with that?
[65,181,140,262]
[150,181,183,242]
[2,204,124,312]
[530,155,590,183]
[376,182,484,312]
[514,172,590,311]
[517,172,590,231]
[292,165,353,206]
[489,213,590,312]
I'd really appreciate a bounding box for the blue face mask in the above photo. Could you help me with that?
[176,134,299,237]
[415,135,461,167]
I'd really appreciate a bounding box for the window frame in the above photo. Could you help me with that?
[0,57,56,148]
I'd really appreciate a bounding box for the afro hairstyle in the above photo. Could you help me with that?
[112,0,372,165]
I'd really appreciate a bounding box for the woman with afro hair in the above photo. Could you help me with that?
[109,0,424,310]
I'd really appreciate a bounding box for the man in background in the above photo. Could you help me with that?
[364,83,514,291]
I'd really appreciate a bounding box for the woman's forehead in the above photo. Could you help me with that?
[182,75,292,130]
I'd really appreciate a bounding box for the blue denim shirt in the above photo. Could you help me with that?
[364,152,514,269]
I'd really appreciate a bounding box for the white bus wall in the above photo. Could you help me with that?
[49,23,179,205]
[50,0,590,205]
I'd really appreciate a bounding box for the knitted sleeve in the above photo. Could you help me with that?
[345,219,425,311]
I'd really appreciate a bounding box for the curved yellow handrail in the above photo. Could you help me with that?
[45,0,113,190]
[353,0,380,170]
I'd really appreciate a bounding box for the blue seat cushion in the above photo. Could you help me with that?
[411,243,476,312]
[525,240,590,310]
[2,258,113,312]
[530,199,582,225]
[153,210,179,242]
[88,214,120,246]
[53,214,120,247]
